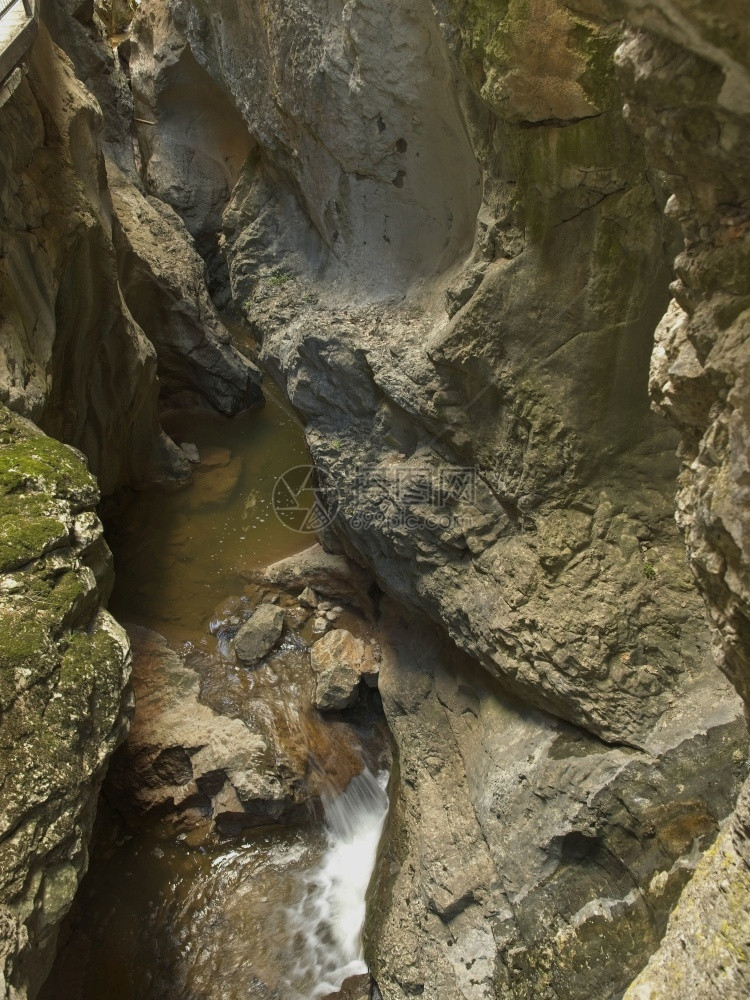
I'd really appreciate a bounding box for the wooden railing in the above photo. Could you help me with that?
[0,0,38,86]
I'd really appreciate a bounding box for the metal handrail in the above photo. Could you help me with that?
[0,0,30,20]
[0,0,37,86]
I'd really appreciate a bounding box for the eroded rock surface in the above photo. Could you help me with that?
[0,405,131,1000]
[125,0,750,995]
[0,14,260,495]
[311,629,378,711]
[615,0,750,992]
[108,626,304,835]
[364,600,747,1000]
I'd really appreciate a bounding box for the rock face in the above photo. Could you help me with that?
[233,603,285,665]
[365,600,747,1000]
[614,1,750,993]
[0,405,131,1000]
[0,26,178,495]
[130,0,750,995]
[0,13,261,495]
[311,629,378,711]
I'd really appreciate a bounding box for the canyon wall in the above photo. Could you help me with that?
[0,10,262,495]
[0,5,262,997]
[617,1,750,994]
[0,404,131,1000]
[0,0,748,997]
[126,0,750,996]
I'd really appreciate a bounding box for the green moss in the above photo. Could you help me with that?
[267,270,292,286]
[0,612,56,709]
[0,435,97,509]
[0,515,68,573]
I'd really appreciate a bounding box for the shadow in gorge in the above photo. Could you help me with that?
[41,363,391,1000]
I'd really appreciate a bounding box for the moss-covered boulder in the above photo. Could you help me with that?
[0,405,131,1000]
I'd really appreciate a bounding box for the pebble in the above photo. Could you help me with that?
[313,617,328,634]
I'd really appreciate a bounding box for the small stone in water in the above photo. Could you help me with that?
[299,586,318,608]
[180,442,201,463]
[326,610,339,621]
[313,617,328,633]
[234,604,285,664]
[318,601,333,612]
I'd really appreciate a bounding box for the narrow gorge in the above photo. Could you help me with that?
[0,1,749,999]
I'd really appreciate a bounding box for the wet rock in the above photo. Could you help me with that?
[302,718,366,797]
[188,456,243,510]
[312,617,329,635]
[299,585,318,608]
[0,406,131,1000]
[234,604,285,665]
[180,442,200,463]
[109,627,301,833]
[199,446,232,468]
[249,544,373,614]
[322,973,371,999]
[311,629,379,710]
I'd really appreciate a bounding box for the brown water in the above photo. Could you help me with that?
[104,379,311,646]
[43,379,389,1000]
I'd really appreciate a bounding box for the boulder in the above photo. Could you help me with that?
[311,629,379,710]
[180,442,200,463]
[322,974,371,999]
[234,604,285,665]
[109,626,302,833]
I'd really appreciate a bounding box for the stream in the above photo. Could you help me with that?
[42,378,389,1000]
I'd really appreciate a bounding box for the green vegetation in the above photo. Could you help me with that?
[267,270,293,287]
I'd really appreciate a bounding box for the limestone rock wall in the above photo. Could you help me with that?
[137,0,750,996]
[0,8,263,998]
[0,405,131,1000]
[0,10,261,495]
[0,26,177,495]
[614,1,750,994]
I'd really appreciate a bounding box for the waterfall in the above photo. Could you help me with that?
[282,769,389,998]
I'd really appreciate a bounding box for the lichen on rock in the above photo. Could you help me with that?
[0,405,131,1000]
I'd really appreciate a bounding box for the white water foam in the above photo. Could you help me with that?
[281,768,389,999]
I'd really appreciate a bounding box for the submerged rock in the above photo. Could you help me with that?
[234,604,285,665]
[109,626,303,834]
